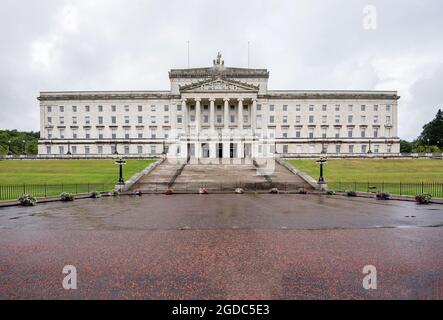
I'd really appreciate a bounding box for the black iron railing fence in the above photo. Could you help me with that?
[329,182,443,198]
[0,183,113,201]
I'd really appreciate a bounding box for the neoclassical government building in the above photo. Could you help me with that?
[38,54,400,158]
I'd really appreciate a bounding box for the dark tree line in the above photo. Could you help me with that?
[0,130,39,155]
[401,109,443,153]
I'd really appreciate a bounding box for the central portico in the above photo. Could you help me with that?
[169,53,272,161]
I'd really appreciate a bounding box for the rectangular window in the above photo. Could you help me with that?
[361,129,366,138]
[59,129,65,139]
[335,145,341,154]
[47,106,52,113]
[125,130,130,139]
[374,105,379,112]
[335,115,340,124]
[98,105,103,112]
[138,116,143,124]
[296,130,301,138]
[348,115,353,123]
[164,116,169,124]
[374,128,379,138]
[386,105,391,112]
[59,106,64,112]
[59,117,64,125]
[217,115,222,124]
[230,115,235,123]
[98,131,103,139]
[111,105,116,112]
[59,146,64,154]
[124,146,130,155]
[124,116,130,124]
[204,115,209,123]
[269,115,275,124]
[85,116,90,125]
[322,116,327,124]
[150,105,156,112]
[85,146,90,155]
[322,128,327,138]
[47,129,53,139]
[150,116,156,124]
[256,104,262,111]
[361,115,366,123]
[164,105,169,112]
[72,130,77,139]
[349,145,354,154]
[322,105,327,112]
[124,105,130,112]
[348,129,353,138]
[386,116,391,124]
[296,116,301,124]
[309,115,314,123]
[150,145,156,154]
[362,145,367,153]
[72,146,77,154]
[98,116,103,125]
[72,116,78,125]
[282,116,288,124]
[374,145,380,153]
[309,128,314,139]
[138,105,143,112]
[335,129,340,138]
[177,104,182,112]
[243,115,249,123]
[72,106,77,112]
[98,146,103,154]
[177,115,183,124]
[282,105,288,112]
[335,105,340,112]
[85,105,90,112]
[295,105,301,112]
[283,145,289,153]
[309,105,314,112]
[111,116,116,124]
[361,105,366,112]
[85,130,91,139]
[138,146,143,154]
[46,146,51,154]
[269,105,275,112]
[374,115,379,124]
[348,105,353,112]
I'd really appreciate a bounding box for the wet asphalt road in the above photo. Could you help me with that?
[0,194,442,299]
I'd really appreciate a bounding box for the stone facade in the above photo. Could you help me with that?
[38,54,400,158]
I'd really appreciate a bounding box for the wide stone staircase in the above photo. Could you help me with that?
[131,159,312,193]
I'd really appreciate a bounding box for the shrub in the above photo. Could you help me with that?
[18,194,37,206]
[165,188,174,195]
[235,188,244,194]
[60,192,75,202]
[415,193,432,205]
[326,190,335,195]
[346,190,357,197]
[90,191,102,199]
[133,190,142,196]
[269,188,279,194]
[111,190,120,197]
[199,187,208,195]
[297,188,308,195]
[376,192,390,200]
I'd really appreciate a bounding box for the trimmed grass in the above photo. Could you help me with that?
[287,159,443,183]
[287,159,443,197]
[0,159,155,185]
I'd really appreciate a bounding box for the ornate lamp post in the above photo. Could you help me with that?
[316,157,327,184]
[115,157,126,185]
[367,140,372,154]
[7,139,12,155]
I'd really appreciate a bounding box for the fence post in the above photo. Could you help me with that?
[23,184,26,195]
[400,182,402,196]
[421,182,424,194]
[45,184,47,197]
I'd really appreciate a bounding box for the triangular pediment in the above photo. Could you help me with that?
[180,78,259,93]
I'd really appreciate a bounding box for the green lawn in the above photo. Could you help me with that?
[0,159,155,185]
[288,159,443,183]
[287,159,443,197]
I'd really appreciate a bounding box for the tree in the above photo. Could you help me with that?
[0,130,40,156]
[400,140,413,153]
[417,109,443,148]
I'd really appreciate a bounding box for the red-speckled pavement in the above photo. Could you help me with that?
[0,194,442,299]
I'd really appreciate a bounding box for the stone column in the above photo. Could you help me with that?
[251,99,257,132]
[237,98,244,130]
[224,98,230,129]
[182,99,188,135]
[195,98,201,134]
[209,98,215,130]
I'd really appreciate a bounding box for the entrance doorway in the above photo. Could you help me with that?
[202,143,210,158]
[230,143,237,159]
[244,143,251,158]
[217,143,223,158]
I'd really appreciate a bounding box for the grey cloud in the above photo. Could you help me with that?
[0,0,442,140]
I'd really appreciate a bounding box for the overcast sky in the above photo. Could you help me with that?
[1,0,442,140]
